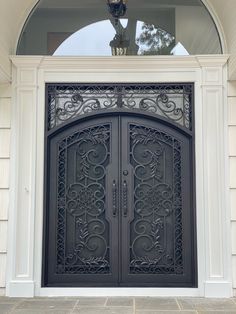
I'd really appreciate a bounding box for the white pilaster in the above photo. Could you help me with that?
[6,57,42,297]
[197,57,232,297]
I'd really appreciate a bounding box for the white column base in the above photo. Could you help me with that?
[204,281,233,298]
[7,281,35,297]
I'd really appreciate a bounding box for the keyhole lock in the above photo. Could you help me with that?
[123,170,128,176]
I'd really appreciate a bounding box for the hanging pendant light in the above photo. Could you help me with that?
[107,0,127,24]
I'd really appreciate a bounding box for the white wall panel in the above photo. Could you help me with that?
[228,79,236,294]
[0,84,11,98]
[0,254,6,287]
[0,98,11,128]
[0,159,9,188]
[230,189,236,221]
[230,157,236,188]
[228,98,236,125]
[0,189,9,220]
[229,126,236,156]
[0,129,10,158]
[232,222,236,255]
[0,83,11,294]
[232,255,236,288]
[228,82,236,97]
[0,221,7,253]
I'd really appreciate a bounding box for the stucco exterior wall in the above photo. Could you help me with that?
[0,84,11,296]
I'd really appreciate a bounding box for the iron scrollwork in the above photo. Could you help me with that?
[56,124,111,274]
[47,84,193,130]
[129,124,183,275]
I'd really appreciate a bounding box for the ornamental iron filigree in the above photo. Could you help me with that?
[56,124,111,274]
[47,84,193,130]
[129,124,183,274]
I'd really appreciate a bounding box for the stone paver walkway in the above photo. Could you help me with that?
[0,297,236,314]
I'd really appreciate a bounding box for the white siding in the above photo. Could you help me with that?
[0,83,11,294]
[0,254,6,288]
[228,81,236,296]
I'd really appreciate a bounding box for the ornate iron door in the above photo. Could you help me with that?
[44,117,120,286]
[120,116,195,286]
[43,83,196,287]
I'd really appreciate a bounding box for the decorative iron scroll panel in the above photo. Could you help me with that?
[120,117,196,286]
[45,117,120,286]
[57,125,111,275]
[43,84,196,287]
[129,124,183,274]
[47,83,193,131]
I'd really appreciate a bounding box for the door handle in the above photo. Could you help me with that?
[123,180,128,217]
[112,180,117,217]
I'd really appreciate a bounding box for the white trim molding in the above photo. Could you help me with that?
[7,55,232,298]
[202,0,228,54]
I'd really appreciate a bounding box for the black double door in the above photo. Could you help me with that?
[43,114,196,287]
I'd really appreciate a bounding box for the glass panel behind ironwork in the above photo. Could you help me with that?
[47,84,193,131]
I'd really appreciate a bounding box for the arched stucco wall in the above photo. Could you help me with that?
[0,0,234,82]
[207,0,236,79]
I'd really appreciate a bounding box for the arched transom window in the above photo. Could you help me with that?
[17,0,222,56]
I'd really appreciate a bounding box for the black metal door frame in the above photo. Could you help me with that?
[42,83,197,288]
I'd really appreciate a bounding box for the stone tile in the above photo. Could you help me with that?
[0,303,16,314]
[77,297,107,307]
[12,311,71,314]
[177,298,236,310]
[0,297,22,303]
[106,297,133,307]
[73,307,133,314]
[32,297,77,301]
[198,312,236,314]
[136,311,197,314]
[135,297,179,310]
[15,299,76,310]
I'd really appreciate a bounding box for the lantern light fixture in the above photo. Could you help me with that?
[110,33,130,56]
[107,0,128,24]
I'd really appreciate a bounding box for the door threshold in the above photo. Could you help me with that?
[38,287,201,297]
